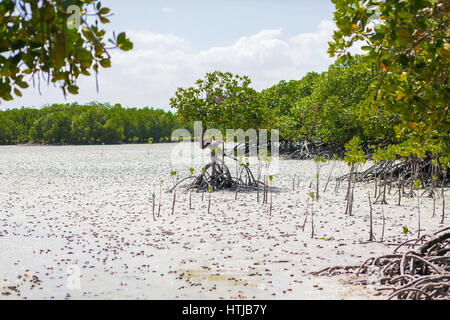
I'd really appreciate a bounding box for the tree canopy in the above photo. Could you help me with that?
[329,0,449,161]
[259,55,398,150]
[170,71,269,144]
[171,71,265,129]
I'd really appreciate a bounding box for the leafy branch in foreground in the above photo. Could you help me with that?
[329,0,449,157]
[0,0,133,102]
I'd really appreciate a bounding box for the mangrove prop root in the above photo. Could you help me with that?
[337,158,449,196]
[170,156,266,193]
[313,229,450,300]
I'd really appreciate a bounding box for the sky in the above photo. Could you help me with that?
[2,0,341,111]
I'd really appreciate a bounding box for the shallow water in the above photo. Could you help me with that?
[0,144,447,299]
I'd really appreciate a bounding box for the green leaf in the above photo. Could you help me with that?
[99,59,111,68]
[67,85,79,94]
[98,8,111,15]
[414,179,421,190]
[99,16,110,24]
[402,226,409,234]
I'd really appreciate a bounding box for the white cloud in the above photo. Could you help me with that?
[1,19,343,110]
[161,7,174,13]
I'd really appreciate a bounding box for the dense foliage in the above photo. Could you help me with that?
[170,71,269,138]
[260,55,398,150]
[329,0,449,163]
[0,0,132,102]
[0,103,182,144]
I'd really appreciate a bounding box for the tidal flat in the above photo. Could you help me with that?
[0,144,447,299]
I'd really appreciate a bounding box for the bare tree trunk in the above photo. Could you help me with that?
[417,189,421,239]
[323,160,335,193]
[368,192,375,241]
[388,167,394,194]
[152,196,156,221]
[316,164,320,201]
[431,164,436,198]
[433,198,436,218]
[269,191,272,217]
[442,169,447,224]
[257,183,260,203]
[381,203,385,243]
[172,191,176,215]
[208,193,211,214]
[374,169,378,199]
[158,183,162,217]
[302,198,309,232]
[344,164,354,215]
[349,169,356,216]
[311,201,314,239]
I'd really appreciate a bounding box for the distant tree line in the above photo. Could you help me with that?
[0,102,185,144]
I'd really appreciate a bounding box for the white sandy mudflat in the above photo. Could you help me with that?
[0,144,448,299]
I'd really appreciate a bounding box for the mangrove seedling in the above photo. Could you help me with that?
[189,168,194,209]
[323,154,337,193]
[262,153,272,204]
[415,179,422,239]
[171,170,177,187]
[208,185,213,214]
[314,156,326,200]
[158,179,163,217]
[381,203,385,243]
[309,192,315,239]
[301,196,309,232]
[269,175,273,217]
[171,171,178,215]
[439,158,449,224]
[368,192,375,242]
[152,193,156,221]
[201,167,206,201]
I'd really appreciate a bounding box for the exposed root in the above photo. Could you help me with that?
[313,229,450,300]
[312,265,360,276]
[280,140,343,160]
[337,157,449,197]
[170,155,265,192]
